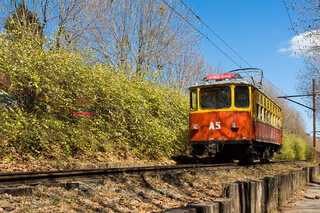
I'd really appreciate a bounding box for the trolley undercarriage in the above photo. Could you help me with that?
[191,140,282,164]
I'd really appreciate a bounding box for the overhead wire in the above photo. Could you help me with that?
[161,0,243,68]
[282,0,296,34]
[178,0,253,68]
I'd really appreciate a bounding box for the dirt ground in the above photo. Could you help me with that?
[0,160,316,212]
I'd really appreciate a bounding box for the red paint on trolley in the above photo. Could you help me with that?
[190,111,282,145]
[254,121,282,145]
[190,111,251,141]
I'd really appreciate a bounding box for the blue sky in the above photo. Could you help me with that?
[187,0,313,132]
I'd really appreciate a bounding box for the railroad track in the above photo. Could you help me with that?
[0,160,306,189]
[0,163,237,187]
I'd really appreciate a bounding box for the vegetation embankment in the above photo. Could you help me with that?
[0,0,207,166]
[274,132,311,160]
[0,31,189,164]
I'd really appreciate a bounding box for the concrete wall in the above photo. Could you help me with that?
[163,165,320,213]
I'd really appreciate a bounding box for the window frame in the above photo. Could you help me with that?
[234,86,250,109]
[254,91,281,128]
[199,86,232,110]
[190,89,198,111]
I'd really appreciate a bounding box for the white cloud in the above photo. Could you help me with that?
[278,47,288,53]
[282,30,320,57]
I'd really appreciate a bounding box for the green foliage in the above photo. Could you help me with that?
[0,33,189,159]
[0,31,93,113]
[87,69,189,158]
[274,132,312,160]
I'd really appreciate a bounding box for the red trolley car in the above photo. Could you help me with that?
[189,68,282,164]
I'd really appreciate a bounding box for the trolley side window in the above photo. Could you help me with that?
[200,87,231,109]
[256,93,260,119]
[190,89,197,111]
[235,86,249,108]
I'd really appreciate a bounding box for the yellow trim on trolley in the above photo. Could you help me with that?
[189,84,252,113]
[253,90,282,129]
[189,83,282,130]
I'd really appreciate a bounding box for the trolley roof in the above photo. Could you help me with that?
[190,76,254,88]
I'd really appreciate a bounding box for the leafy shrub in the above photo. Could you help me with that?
[89,70,189,158]
[274,132,312,160]
[0,32,189,159]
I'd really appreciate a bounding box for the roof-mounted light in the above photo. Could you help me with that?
[206,73,235,80]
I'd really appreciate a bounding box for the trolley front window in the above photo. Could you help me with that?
[200,87,231,109]
[235,86,249,108]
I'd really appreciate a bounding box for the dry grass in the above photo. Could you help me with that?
[0,152,175,173]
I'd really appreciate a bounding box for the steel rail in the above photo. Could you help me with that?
[0,160,307,187]
[0,163,236,186]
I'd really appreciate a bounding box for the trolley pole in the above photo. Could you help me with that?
[313,79,317,163]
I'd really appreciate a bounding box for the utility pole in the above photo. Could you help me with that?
[313,79,317,163]
[278,79,317,163]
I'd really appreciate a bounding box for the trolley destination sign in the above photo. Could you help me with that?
[206,73,235,80]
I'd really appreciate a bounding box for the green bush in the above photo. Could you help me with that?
[0,32,189,159]
[89,70,189,158]
[274,132,312,160]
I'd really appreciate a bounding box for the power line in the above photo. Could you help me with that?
[179,0,252,68]
[282,0,296,34]
[161,0,243,68]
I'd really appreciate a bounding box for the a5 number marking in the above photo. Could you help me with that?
[209,122,220,130]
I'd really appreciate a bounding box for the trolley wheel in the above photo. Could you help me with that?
[211,154,234,164]
[191,145,206,156]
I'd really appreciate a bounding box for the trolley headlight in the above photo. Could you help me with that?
[192,123,199,130]
[231,122,237,128]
